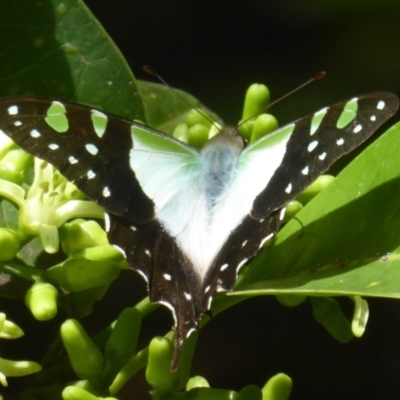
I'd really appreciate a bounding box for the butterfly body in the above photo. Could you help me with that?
[0,92,398,369]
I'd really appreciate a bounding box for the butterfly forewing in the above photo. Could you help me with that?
[0,97,161,223]
[247,92,399,218]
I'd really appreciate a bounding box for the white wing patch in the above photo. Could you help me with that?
[129,124,292,282]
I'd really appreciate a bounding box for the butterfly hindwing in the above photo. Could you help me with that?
[107,213,201,370]
[202,208,284,302]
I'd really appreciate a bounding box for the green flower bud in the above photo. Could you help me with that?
[62,386,98,400]
[182,388,240,400]
[187,124,211,149]
[351,296,369,337]
[238,384,262,400]
[185,109,214,129]
[102,308,141,385]
[71,244,124,263]
[186,375,210,390]
[0,313,24,339]
[0,228,20,261]
[25,282,58,321]
[249,114,279,144]
[47,259,120,292]
[0,148,32,184]
[0,357,41,378]
[282,201,303,222]
[146,337,179,394]
[310,297,353,343]
[60,220,108,255]
[173,123,190,144]
[261,373,292,400]
[296,175,335,205]
[61,319,104,380]
[276,294,307,308]
[242,84,270,121]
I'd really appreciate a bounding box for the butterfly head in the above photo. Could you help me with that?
[202,126,245,152]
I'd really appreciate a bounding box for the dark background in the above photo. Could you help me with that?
[82,1,400,399]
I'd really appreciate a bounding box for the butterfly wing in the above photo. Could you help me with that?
[241,92,399,218]
[200,92,398,308]
[0,97,204,369]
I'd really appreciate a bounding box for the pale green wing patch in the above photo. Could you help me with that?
[336,97,358,129]
[45,101,69,133]
[131,124,199,156]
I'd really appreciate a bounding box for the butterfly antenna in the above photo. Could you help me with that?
[238,71,327,128]
[143,65,221,131]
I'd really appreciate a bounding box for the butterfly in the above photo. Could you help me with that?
[0,92,398,370]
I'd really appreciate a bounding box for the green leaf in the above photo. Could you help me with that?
[235,122,400,298]
[0,0,218,133]
[138,80,223,134]
[0,0,145,122]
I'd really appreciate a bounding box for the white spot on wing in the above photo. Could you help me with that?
[7,105,18,115]
[370,115,377,121]
[318,152,327,160]
[87,170,96,180]
[377,100,385,110]
[241,240,248,248]
[102,186,111,197]
[204,285,211,293]
[207,296,213,310]
[130,226,137,232]
[220,263,229,271]
[285,183,292,194]
[68,155,78,164]
[30,129,41,138]
[279,207,286,221]
[336,138,344,146]
[353,124,362,133]
[13,121,22,126]
[184,292,192,301]
[307,140,318,152]
[85,143,99,155]
[104,213,110,232]
[163,273,172,281]
[48,143,59,150]
[301,166,309,175]
[145,249,151,257]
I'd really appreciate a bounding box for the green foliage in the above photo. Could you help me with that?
[0,1,399,399]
